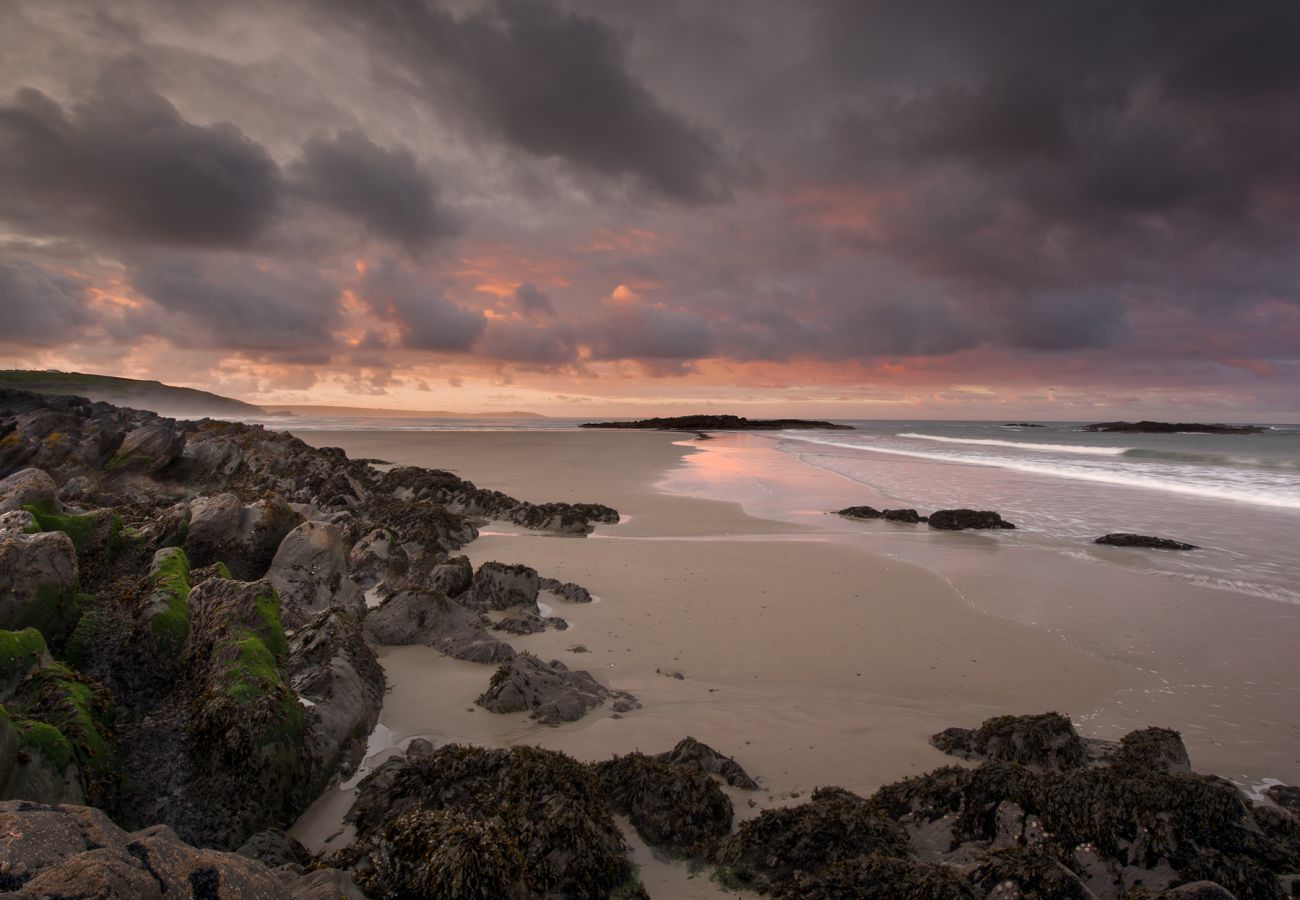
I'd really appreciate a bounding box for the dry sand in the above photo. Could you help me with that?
[290,430,1137,897]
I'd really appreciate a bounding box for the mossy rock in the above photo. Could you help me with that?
[714,786,909,892]
[355,809,529,899]
[23,505,123,562]
[593,752,733,857]
[0,627,50,697]
[144,547,192,661]
[349,743,632,899]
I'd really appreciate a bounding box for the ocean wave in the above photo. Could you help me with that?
[1123,448,1300,471]
[897,433,1130,456]
[785,436,1300,511]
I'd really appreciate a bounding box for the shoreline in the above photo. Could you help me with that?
[289,428,1141,893]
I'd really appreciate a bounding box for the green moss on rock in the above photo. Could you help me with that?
[23,505,122,559]
[0,627,48,685]
[147,548,192,656]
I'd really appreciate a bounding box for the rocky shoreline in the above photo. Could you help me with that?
[3,389,1298,898]
[580,414,853,432]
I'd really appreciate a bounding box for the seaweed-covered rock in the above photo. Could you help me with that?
[539,576,594,603]
[476,653,610,724]
[427,554,474,597]
[463,561,540,612]
[882,508,926,523]
[492,613,548,635]
[346,743,633,899]
[772,853,978,899]
[0,467,59,513]
[657,736,759,789]
[931,712,1087,770]
[1266,784,1300,816]
[715,787,909,893]
[267,520,363,620]
[1096,533,1199,551]
[0,800,292,897]
[1112,727,1192,776]
[235,827,310,869]
[967,846,1094,898]
[837,505,884,519]
[0,530,81,646]
[353,809,529,900]
[928,509,1016,530]
[363,589,477,646]
[593,752,733,857]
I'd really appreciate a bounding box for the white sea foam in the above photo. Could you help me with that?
[896,433,1131,456]
[785,435,1300,510]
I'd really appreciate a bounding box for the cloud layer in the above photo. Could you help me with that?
[0,0,1297,415]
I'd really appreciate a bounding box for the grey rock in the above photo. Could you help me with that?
[433,625,518,665]
[538,576,594,603]
[279,867,371,900]
[109,423,186,473]
[0,467,59,513]
[0,530,80,644]
[657,736,759,789]
[363,590,477,646]
[0,508,35,538]
[476,653,609,724]
[268,521,363,619]
[186,492,302,580]
[1160,882,1236,899]
[236,828,310,868]
[1095,533,1199,551]
[1265,783,1300,815]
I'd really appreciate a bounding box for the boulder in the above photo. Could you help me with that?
[928,509,1016,530]
[657,736,759,789]
[882,508,925,523]
[427,554,473,597]
[476,653,610,724]
[363,590,477,646]
[0,467,59,513]
[1265,783,1300,815]
[836,505,883,519]
[0,509,35,538]
[186,493,302,580]
[0,800,292,898]
[463,561,540,612]
[106,423,186,474]
[347,527,406,591]
[267,521,363,620]
[235,828,310,868]
[1111,727,1192,775]
[492,613,548,635]
[433,625,519,665]
[0,530,81,645]
[1095,533,1199,550]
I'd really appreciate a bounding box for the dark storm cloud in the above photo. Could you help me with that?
[290,130,456,252]
[0,79,280,247]
[358,262,486,352]
[479,318,576,365]
[0,262,92,347]
[329,0,739,203]
[512,282,555,318]
[127,253,343,362]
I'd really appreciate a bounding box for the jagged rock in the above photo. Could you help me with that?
[714,787,908,893]
[883,508,925,523]
[0,467,59,513]
[345,744,633,899]
[133,501,192,550]
[492,613,548,635]
[347,527,405,591]
[931,713,1087,770]
[267,521,363,620]
[476,653,609,724]
[426,554,472,596]
[1095,533,1199,551]
[433,625,518,665]
[289,607,385,787]
[185,493,302,581]
[928,509,1016,530]
[236,828,310,868]
[837,504,884,519]
[539,576,594,603]
[968,846,1095,898]
[463,561,540,612]
[363,590,477,646]
[0,530,80,646]
[107,423,186,474]
[594,752,733,857]
[0,800,292,897]
[0,509,35,538]
[774,854,978,899]
[1111,727,1192,775]
[657,736,759,789]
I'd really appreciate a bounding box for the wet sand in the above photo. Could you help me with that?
[288,430,1138,896]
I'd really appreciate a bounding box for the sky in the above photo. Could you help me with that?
[1,1,1299,420]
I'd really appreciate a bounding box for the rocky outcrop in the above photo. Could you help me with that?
[657,736,759,789]
[185,492,302,580]
[581,415,852,431]
[931,712,1087,770]
[476,653,624,724]
[343,743,637,899]
[1083,420,1266,434]
[928,508,1016,530]
[267,521,363,620]
[1096,532,1199,550]
[1110,726,1192,775]
[836,505,928,523]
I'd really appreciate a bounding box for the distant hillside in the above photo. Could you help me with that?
[262,404,545,419]
[0,370,264,418]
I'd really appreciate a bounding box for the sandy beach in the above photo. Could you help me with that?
[290,429,1139,895]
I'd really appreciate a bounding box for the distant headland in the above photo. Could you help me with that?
[580,415,852,431]
[1083,420,1267,435]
